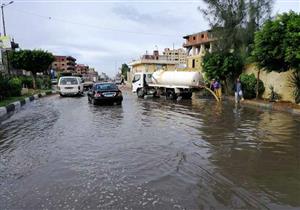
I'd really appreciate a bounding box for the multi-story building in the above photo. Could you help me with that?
[75,65,98,82]
[52,55,76,74]
[183,30,215,71]
[129,50,177,74]
[162,48,186,64]
[128,50,177,84]
[75,64,89,75]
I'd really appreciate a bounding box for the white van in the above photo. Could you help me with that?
[58,76,84,96]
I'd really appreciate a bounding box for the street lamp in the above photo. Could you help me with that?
[1,1,14,36]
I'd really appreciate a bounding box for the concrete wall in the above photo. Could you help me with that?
[186,55,203,71]
[244,64,295,102]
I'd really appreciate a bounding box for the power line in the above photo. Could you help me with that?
[11,8,179,37]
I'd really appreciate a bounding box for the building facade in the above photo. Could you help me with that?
[129,51,177,74]
[52,56,76,74]
[183,30,215,71]
[75,64,89,75]
[128,50,177,84]
[162,48,186,64]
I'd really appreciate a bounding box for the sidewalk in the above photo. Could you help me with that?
[0,90,57,120]
[226,96,300,115]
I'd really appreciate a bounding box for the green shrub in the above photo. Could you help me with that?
[35,76,51,90]
[20,76,33,88]
[240,73,265,99]
[8,77,22,97]
[0,75,10,99]
[42,77,51,89]
[289,71,300,103]
[36,78,43,89]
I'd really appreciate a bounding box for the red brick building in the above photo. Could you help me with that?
[75,64,89,75]
[52,56,76,73]
[183,30,215,56]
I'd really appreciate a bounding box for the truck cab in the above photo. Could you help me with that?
[132,72,152,93]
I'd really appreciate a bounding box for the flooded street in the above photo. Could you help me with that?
[0,91,299,210]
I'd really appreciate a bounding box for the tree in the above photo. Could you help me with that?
[202,51,243,92]
[9,49,55,89]
[120,63,130,81]
[200,0,273,98]
[252,12,300,98]
[199,0,273,54]
[199,0,246,52]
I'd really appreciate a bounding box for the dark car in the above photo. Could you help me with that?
[88,83,123,105]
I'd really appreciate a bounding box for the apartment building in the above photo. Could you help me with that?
[75,64,89,75]
[52,56,76,73]
[183,30,215,71]
[162,48,186,64]
[129,50,177,74]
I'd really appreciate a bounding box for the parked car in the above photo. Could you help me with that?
[88,83,123,105]
[58,76,84,96]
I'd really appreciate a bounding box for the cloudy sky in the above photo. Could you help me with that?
[3,0,300,76]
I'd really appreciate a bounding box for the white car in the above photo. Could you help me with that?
[58,76,84,96]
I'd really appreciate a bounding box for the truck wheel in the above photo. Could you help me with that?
[166,90,177,100]
[182,92,193,99]
[137,88,145,98]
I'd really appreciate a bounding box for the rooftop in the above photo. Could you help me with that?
[129,59,178,66]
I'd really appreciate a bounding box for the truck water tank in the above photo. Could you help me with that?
[152,70,203,87]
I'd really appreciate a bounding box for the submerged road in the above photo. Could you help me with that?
[0,91,300,209]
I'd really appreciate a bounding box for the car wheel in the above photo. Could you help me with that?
[91,98,96,105]
[137,88,145,98]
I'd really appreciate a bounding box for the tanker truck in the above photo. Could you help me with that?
[132,70,204,100]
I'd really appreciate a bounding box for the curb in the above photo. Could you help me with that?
[225,96,300,116]
[0,90,57,120]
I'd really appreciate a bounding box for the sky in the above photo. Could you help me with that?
[3,0,300,77]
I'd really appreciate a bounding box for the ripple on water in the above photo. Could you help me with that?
[1,93,300,209]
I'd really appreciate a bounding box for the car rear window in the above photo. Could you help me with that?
[60,78,78,85]
[95,83,117,91]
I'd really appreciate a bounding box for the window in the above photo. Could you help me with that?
[95,83,117,90]
[59,77,78,85]
[145,74,153,83]
[132,74,141,83]
[201,34,204,38]
[193,36,196,40]
[192,59,195,68]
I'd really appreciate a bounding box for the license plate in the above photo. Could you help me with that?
[103,92,115,97]
[65,87,73,89]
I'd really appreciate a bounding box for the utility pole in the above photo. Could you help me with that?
[1,1,13,36]
[1,1,14,74]
[0,1,13,75]
[1,5,6,36]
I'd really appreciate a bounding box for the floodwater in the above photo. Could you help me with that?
[0,91,299,210]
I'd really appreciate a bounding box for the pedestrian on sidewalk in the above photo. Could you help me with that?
[233,78,244,103]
